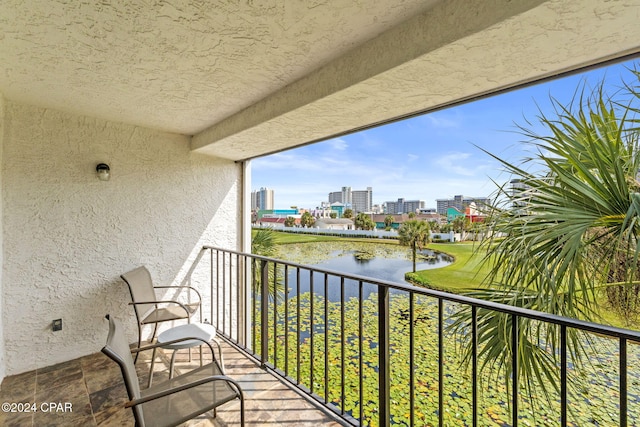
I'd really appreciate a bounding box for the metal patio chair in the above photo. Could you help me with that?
[121,266,202,362]
[102,314,244,427]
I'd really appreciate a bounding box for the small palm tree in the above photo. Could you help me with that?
[251,227,276,257]
[384,215,395,229]
[251,228,282,302]
[398,220,431,272]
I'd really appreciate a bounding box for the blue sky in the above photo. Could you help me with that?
[252,58,639,210]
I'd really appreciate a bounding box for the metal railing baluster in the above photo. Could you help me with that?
[438,298,444,427]
[410,292,415,427]
[310,269,315,396]
[324,273,329,403]
[284,265,289,377]
[222,251,227,335]
[216,250,220,331]
[296,267,301,385]
[379,286,390,427]
[236,253,241,342]
[561,324,567,426]
[512,313,519,427]
[472,305,477,427]
[621,337,627,427]
[210,249,214,330]
[273,262,278,369]
[359,280,363,424]
[260,260,269,367]
[252,257,257,353]
[340,276,345,416]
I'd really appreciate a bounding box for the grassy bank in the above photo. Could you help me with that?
[406,242,489,291]
[266,229,400,245]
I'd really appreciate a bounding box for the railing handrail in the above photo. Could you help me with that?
[202,245,640,342]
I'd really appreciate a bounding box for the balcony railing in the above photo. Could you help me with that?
[189,246,640,427]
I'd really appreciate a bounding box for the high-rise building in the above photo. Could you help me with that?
[327,186,372,213]
[352,187,373,213]
[510,179,530,210]
[436,195,492,215]
[251,187,274,210]
[384,198,425,214]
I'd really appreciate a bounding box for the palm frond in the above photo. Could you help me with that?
[454,69,640,403]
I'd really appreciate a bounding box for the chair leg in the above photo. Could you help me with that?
[134,322,143,364]
[169,350,179,379]
[213,338,224,373]
[150,322,159,342]
[148,347,157,388]
[240,394,245,427]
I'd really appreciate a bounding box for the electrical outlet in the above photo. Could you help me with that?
[52,319,62,331]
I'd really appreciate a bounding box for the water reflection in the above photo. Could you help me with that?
[275,242,453,301]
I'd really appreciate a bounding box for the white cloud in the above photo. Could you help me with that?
[433,152,491,178]
[325,138,348,151]
[424,112,461,129]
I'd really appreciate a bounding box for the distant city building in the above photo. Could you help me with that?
[352,187,373,213]
[315,218,354,230]
[418,208,437,214]
[251,187,274,211]
[328,186,372,213]
[256,209,297,221]
[317,201,347,218]
[510,179,530,208]
[446,207,465,222]
[436,195,492,215]
[371,213,443,229]
[328,186,352,205]
[384,198,425,214]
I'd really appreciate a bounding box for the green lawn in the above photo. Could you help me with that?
[260,229,401,246]
[407,242,490,291]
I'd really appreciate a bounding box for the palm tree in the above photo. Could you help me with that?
[384,215,395,229]
[251,227,276,257]
[355,212,375,230]
[460,71,640,399]
[300,211,315,227]
[251,228,283,302]
[398,220,431,272]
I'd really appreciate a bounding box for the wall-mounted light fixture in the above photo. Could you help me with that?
[96,163,110,181]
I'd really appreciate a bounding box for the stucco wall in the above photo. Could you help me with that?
[2,100,241,375]
[0,95,5,382]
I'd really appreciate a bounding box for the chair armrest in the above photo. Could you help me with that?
[129,300,191,317]
[132,337,215,355]
[154,285,202,304]
[129,299,191,306]
[125,375,244,407]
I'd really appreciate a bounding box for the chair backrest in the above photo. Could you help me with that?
[102,314,145,426]
[121,266,157,323]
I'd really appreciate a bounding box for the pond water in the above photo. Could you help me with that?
[274,241,453,300]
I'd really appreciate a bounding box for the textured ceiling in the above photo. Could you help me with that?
[1,1,640,161]
[0,0,435,135]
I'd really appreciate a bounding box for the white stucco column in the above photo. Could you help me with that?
[241,160,252,347]
[241,160,252,253]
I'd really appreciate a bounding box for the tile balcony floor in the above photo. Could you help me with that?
[0,338,343,426]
